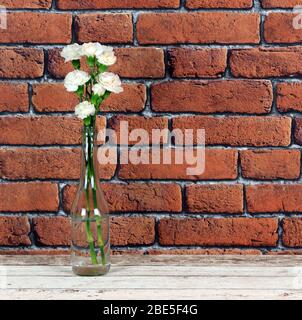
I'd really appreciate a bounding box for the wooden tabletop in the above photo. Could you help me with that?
[1,255,302,300]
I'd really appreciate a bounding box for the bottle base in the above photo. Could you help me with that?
[72,264,110,276]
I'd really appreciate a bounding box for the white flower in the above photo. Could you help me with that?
[97,46,116,66]
[64,70,90,92]
[98,72,123,94]
[92,83,106,96]
[75,101,95,120]
[81,42,104,58]
[60,44,82,62]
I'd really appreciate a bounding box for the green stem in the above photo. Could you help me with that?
[84,185,98,265]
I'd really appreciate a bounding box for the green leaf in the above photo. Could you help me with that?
[91,94,100,106]
[72,60,81,70]
[103,91,111,100]
[98,64,108,73]
[76,85,84,98]
[84,117,91,126]
[87,56,95,68]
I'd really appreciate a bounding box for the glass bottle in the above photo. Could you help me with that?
[71,125,110,276]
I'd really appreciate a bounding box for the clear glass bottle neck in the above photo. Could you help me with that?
[80,125,99,189]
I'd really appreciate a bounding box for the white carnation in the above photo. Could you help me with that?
[98,72,123,94]
[97,46,117,66]
[60,44,82,62]
[92,83,106,96]
[82,42,104,58]
[75,101,95,120]
[64,70,90,92]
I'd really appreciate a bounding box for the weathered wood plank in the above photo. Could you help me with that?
[1,289,302,300]
[2,275,302,290]
[1,255,302,266]
[1,265,302,277]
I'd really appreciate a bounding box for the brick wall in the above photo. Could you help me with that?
[1,0,302,255]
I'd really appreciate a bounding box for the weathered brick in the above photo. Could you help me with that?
[32,216,155,246]
[0,116,85,145]
[75,14,133,43]
[137,13,260,44]
[48,47,165,79]
[111,217,155,246]
[186,0,253,8]
[0,217,31,246]
[0,48,44,79]
[108,115,169,145]
[283,218,302,247]
[277,82,302,113]
[262,0,302,7]
[0,13,72,44]
[119,149,238,180]
[0,182,59,212]
[62,183,182,213]
[294,118,302,145]
[57,0,180,9]
[158,218,278,246]
[0,148,116,180]
[152,81,272,113]
[186,184,243,213]
[33,217,71,246]
[172,116,291,146]
[230,48,302,78]
[240,150,301,180]
[0,0,52,8]
[145,248,262,255]
[246,184,302,213]
[264,13,302,44]
[0,83,28,113]
[168,48,227,78]
[32,83,146,113]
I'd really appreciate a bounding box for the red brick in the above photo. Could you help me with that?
[137,13,260,44]
[0,13,72,44]
[0,148,116,180]
[186,184,243,213]
[283,218,302,247]
[246,184,302,213]
[277,82,302,113]
[57,0,180,9]
[75,14,133,44]
[262,0,302,7]
[168,48,227,78]
[264,13,302,44]
[0,249,70,255]
[108,115,169,145]
[158,218,278,246]
[294,118,302,145]
[48,47,165,79]
[32,216,155,247]
[0,83,28,113]
[230,48,302,78]
[240,150,301,180]
[0,116,94,145]
[0,182,59,212]
[110,48,165,78]
[0,48,44,79]
[111,217,155,246]
[119,149,238,180]
[32,83,78,113]
[62,183,182,213]
[152,81,272,113]
[32,83,146,113]
[0,217,31,246]
[172,116,291,147]
[0,0,52,8]
[186,0,253,8]
[33,217,71,246]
